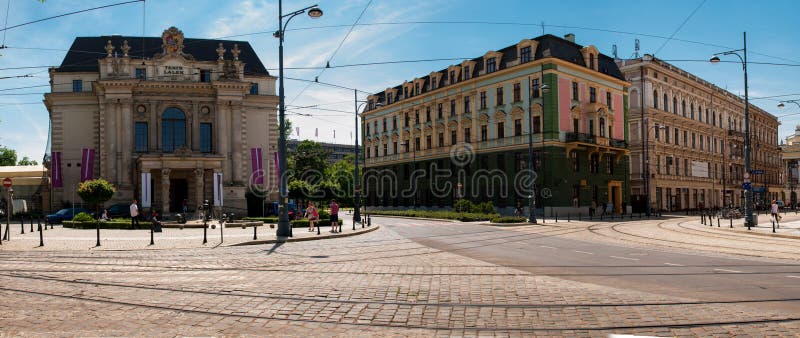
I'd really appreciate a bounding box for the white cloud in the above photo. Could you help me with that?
[203,0,275,39]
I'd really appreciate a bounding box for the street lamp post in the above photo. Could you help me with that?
[710,31,752,229]
[353,93,380,229]
[644,122,666,216]
[527,76,549,224]
[275,1,323,237]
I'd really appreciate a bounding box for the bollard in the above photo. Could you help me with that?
[555,213,558,223]
[317,220,321,235]
[567,212,570,222]
[368,215,372,226]
[253,224,258,240]
[30,216,34,233]
[717,217,720,227]
[50,220,54,229]
[730,218,733,228]
[150,226,154,246]
[352,217,356,231]
[203,221,208,244]
[38,222,43,247]
[772,219,776,233]
[578,213,582,221]
[20,217,25,234]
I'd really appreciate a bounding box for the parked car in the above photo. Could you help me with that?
[105,203,131,218]
[46,207,89,224]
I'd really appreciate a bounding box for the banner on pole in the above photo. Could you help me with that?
[51,151,63,188]
[141,172,152,208]
[80,148,95,182]
[213,172,223,206]
[250,148,264,185]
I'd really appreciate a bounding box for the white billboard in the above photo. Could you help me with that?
[691,161,709,178]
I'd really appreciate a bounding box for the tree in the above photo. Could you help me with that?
[17,156,38,166]
[290,140,330,181]
[77,178,116,213]
[0,146,17,166]
[284,119,293,138]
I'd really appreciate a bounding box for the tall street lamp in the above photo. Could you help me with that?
[528,77,549,224]
[710,31,751,229]
[353,92,380,227]
[275,1,323,237]
[778,100,800,109]
[644,122,666,216]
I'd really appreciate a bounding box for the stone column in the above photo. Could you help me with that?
[161,168,171,213]
[231,102,243,184]
[216,101,230,182]
[120,99,133,188]
[194,168,205,209]
[106,100,118,185]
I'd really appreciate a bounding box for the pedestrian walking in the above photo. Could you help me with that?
[771,199,781,227]
[329,199,340,233]
[306,202,318,232]
[590,199,597,216]
[515,202,523,217]
[130,199,140,229]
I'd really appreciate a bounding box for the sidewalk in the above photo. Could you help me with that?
[0,220,377,251]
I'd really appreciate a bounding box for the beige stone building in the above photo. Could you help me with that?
[45,27,278,213]
[781,128,800,206]
[619,55,781,212]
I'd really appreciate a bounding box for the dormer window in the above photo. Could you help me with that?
[589,53,595,70]
[487,57,496,73]
[521,46,532,63]
[414,83,420,95]
[431,76,437,89]
[136,68,147,80]
[463,65,470,80]
[449,70,456,84]
[403,87,408,98]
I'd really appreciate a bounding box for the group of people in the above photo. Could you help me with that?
[589,199,613,216]
[304,200,341,233]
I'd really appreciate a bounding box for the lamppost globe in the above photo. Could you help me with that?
[308,7,323,18]
[778,102,785,108]
[709,55,721,63]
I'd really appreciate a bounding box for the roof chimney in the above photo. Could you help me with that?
[564,33,575,43]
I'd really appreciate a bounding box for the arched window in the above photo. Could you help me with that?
[653,90,659,109]
[589,54,595,69]
[162,107,187,152]
[599,118,606,137]
[663,94,668,112]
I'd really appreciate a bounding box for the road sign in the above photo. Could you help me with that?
[742,182,751,190]
[2,178,11,188]
[750,169,765,175]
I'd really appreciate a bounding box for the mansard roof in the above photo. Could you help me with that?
[56,35,269,76]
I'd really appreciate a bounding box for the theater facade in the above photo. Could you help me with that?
[45,27,278,213]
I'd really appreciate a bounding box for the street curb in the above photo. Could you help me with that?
[728,227,800,240]
[229,225,380,246]
[364,215,462,223]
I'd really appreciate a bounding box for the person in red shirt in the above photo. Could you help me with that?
[329,199,340,233]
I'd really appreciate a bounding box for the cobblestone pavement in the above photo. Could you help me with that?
[2,222,800,336]
[0,220,374,251]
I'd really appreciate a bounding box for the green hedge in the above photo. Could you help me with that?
[63,220,148,229]
[365,210,498,222]
[490,216,527,223]
[290,219,332,228]
[243,217,279,223]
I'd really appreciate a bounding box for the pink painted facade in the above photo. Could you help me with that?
[558,77,571,132]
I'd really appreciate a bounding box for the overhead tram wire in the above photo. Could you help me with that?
[287,0,373,106]
[1,0,10,47]
[0,0,144,33]
[653,0,707,56]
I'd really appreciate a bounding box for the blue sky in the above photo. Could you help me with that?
[1,0,799,161]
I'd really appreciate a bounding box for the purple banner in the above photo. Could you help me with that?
[274,151,280,180]
[80,148,95,182]
[51,151,63,188]
[250,148,264,185]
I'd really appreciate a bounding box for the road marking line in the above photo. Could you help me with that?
[664,263,685,266]
[574,250,594,255]
[609,256,640,261]
[539,245,557,249]
[785,275,800,279]
[714,269,743,273]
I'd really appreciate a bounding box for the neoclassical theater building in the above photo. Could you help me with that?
[45,27,278,213]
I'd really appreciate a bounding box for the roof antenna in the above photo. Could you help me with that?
[612,44,618,59]
[634,39,640,58]
[540,21,545,35]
